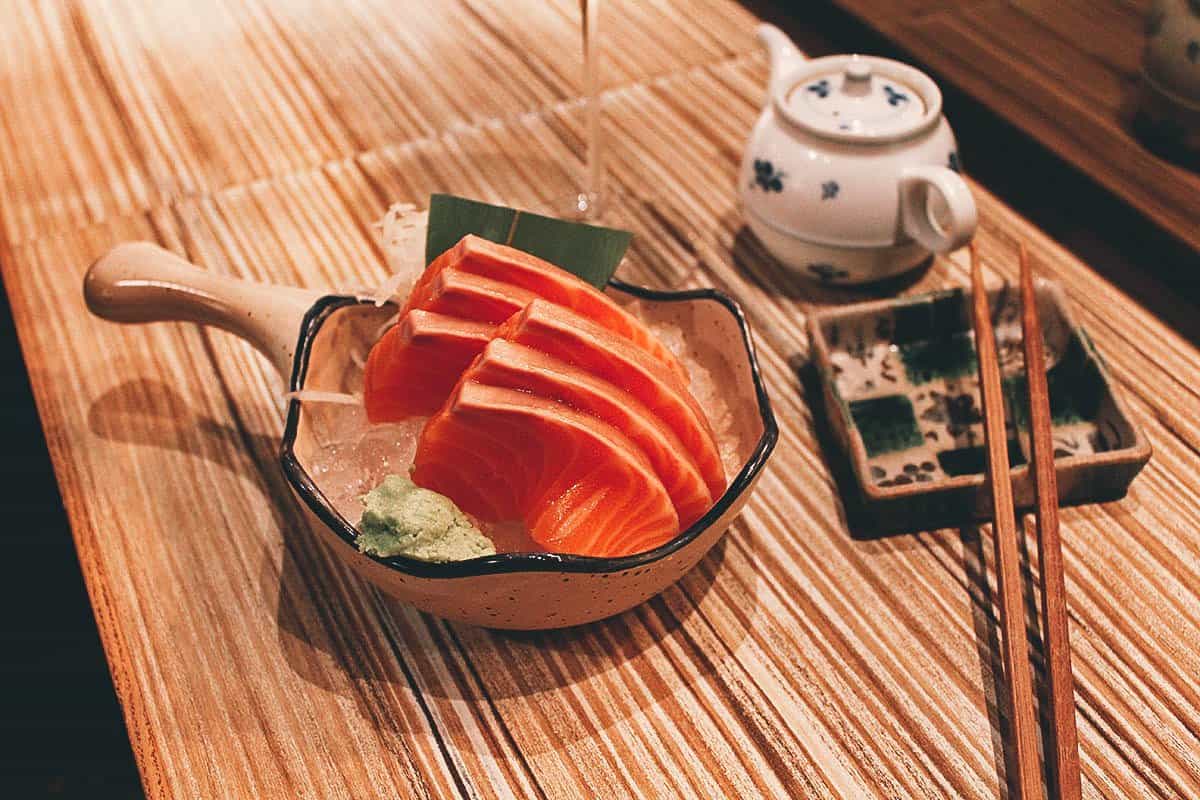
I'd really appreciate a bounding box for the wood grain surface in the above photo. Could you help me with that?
[829,0,1200,254]
[2,1,1199,798]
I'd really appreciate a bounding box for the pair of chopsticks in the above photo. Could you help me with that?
[970,244,1082,800]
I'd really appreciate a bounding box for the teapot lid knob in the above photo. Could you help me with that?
[845,61,872,82]
[842,61,872,96]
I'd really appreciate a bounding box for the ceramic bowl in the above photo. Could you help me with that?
[84,243,778,630]
[739,25,976,285]
[807,280,1150,533]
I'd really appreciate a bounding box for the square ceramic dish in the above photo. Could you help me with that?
[807,280,1150,533]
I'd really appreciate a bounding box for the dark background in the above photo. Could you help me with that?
[0,279,143,798]
[1,2,1196,798]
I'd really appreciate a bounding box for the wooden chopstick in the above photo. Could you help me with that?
[970,244,1045,800]
[1020,243,1083,800]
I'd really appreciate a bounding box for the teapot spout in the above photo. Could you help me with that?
[758,24,805,99]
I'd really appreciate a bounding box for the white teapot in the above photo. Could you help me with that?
[739,25,977,285]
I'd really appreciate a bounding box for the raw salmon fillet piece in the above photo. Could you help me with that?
[363,270,531,421]
[363,310,494,421]
[466,339,714,528]
[404,234,689,382]
[419,268,537,325]
[413,382,680,557]
[495,300,727,499]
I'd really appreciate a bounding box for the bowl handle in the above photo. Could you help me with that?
[83,241,322,379]
[899,165,978,254]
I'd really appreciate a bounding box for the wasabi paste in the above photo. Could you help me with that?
[356,475,496,562]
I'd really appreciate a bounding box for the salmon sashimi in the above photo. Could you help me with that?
[405,234,690,382]
[465,339,714,528]
[363,310,494,422]
[412,382,680,557]
[494,300,727,499]
[419,268,538,325]
[363,269,531,421]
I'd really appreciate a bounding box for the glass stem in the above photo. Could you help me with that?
[581,0,603,206]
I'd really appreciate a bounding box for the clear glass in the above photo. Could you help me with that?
[547,0,607,220]
[579,0,603,216]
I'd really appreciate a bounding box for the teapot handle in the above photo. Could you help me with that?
[899,166,978,253]
[758,24,806,98]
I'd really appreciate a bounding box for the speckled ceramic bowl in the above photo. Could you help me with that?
[85,243,777,629]
[807,280,1150,533]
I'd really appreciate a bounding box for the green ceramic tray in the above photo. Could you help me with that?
[807,280,1150,533]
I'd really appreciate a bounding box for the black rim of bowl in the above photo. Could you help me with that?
[280,279,779,578]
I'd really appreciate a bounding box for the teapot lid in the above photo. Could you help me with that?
[775,54,942,142]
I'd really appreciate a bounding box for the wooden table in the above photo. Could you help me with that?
[830,0,1200,254]
[3,1,1199,797]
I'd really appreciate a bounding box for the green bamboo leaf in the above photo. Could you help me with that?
[424,194,633,289]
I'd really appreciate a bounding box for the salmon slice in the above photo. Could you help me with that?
[363,270,530,421]
[413,382,680,557]
[495,300,727,499]
[466,339,714,528]
[419,268,537,325]
[406,234,690,382]
[362,310,493,422]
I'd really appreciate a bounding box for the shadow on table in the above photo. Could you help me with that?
[270,520,763,753]
[960,523,1050,800]
[785,349,1050,795]
[88,370,764,752]
[86,379,406,695]
[728,224,934,304]
[430,529,750,690]
[773,361,1050,795]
